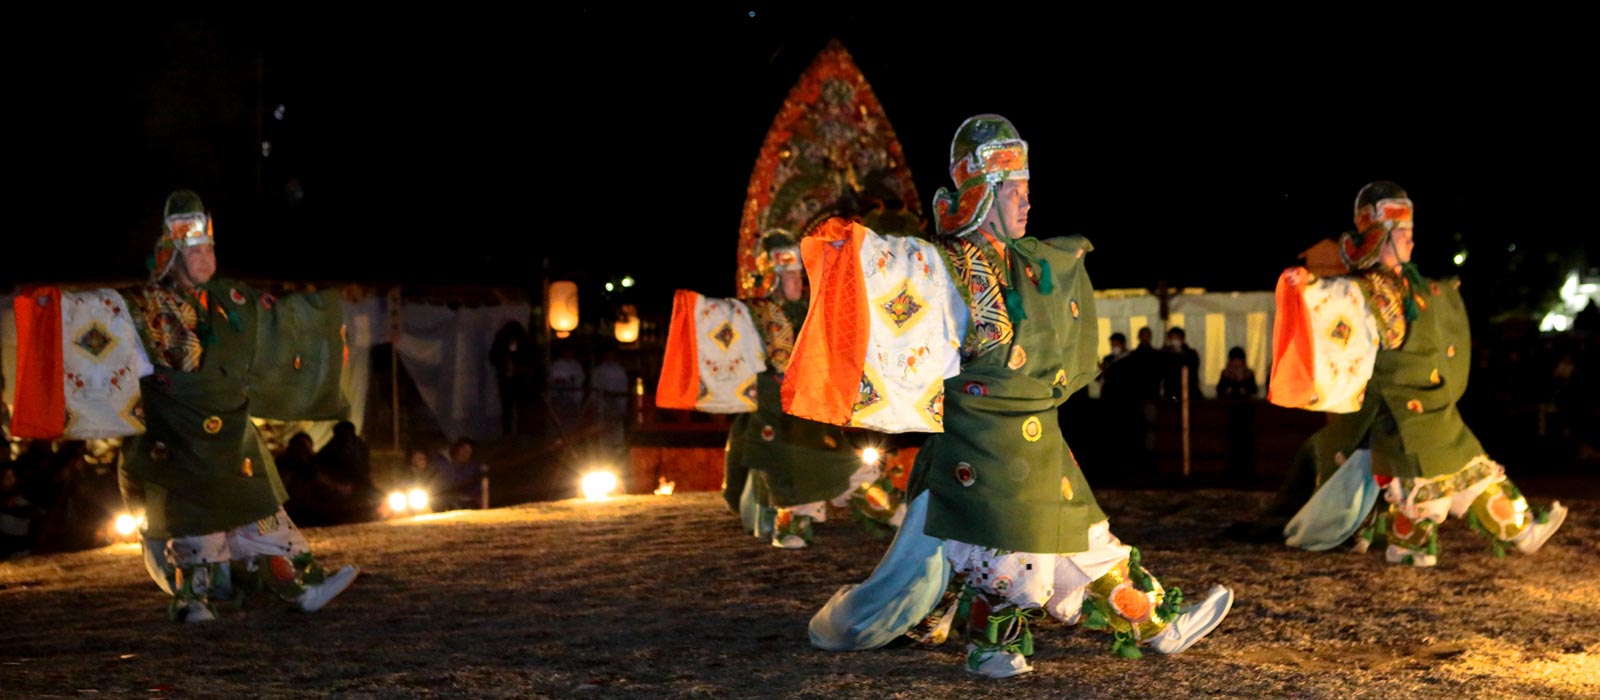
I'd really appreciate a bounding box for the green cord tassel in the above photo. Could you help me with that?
[195,319,219,348]
[1466,510,1514,557]
[224,307,245,333]
[1081,597,1111,630]
[987,214,1056,329]
[1128,547,1155,593]
[1358,509,1388,547]
[1003,286,1028,322]
[984,607,1043,656]
[1112,630,1143,659]
[199,284,245,333]
[996,232,1054,296]
[1036,257,1054,295]
[1400,262,1428,322]
[956,583,976,632]
[1155,586,1184,622]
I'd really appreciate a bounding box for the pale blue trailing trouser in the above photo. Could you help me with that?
[810,492,952,651]
[1284,449,1381,551]
[739,470,776,539]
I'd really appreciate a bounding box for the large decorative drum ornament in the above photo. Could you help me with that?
[735,40,922,299]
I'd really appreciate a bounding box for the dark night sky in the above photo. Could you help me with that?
[7,8,1594,316]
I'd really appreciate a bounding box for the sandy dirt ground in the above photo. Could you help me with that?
[2,489,1597,699]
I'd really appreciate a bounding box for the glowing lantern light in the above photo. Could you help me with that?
[114,513,138,537]
[654,477,676,495]
[581,470,619,501]
[614,318,640,343]
[548,281,579,332]
[407,488,429,511]
[615,304,640,344]
[388,491,408,512]
[861,447,881,465]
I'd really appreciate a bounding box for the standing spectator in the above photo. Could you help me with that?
[490,321,535,436]
[1098,332,1130,400]
[1217,346,1259,484]
[1216,346,1258,398]
[1124,327,1165,400]
[1163,327,1203,401]
[589,349,631,453]
[1118,327,1165,470]
[547,348,588,436]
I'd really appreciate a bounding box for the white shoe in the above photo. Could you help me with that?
[1151,585,1233,655]
[1350,536,1372,554]
[772,535,808,550]
[182,602,216,623]
[965,643,1033,679]
[1514,501,1567,554]
[1384,545,1436,568]
[298,565,360,612]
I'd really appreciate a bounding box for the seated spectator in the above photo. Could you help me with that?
[278,433,319,495]
[1,465,41,558]
[433,438,488,510]
[402,444,451,489]
[279,433,342,526]
[314,422,382,523]
[317,421,376,493]
[32,444,123,553]
[9,441,57,512]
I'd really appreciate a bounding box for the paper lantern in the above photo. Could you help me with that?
[614,304,640,344]
[548,281,579,332]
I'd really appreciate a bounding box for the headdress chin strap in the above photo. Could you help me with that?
[1339,197,1413,271]
[978,213,1053,323]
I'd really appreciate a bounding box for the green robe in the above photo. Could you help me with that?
[119,280,348,539]
[910,235,1107,554]
[722,297,862,510]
